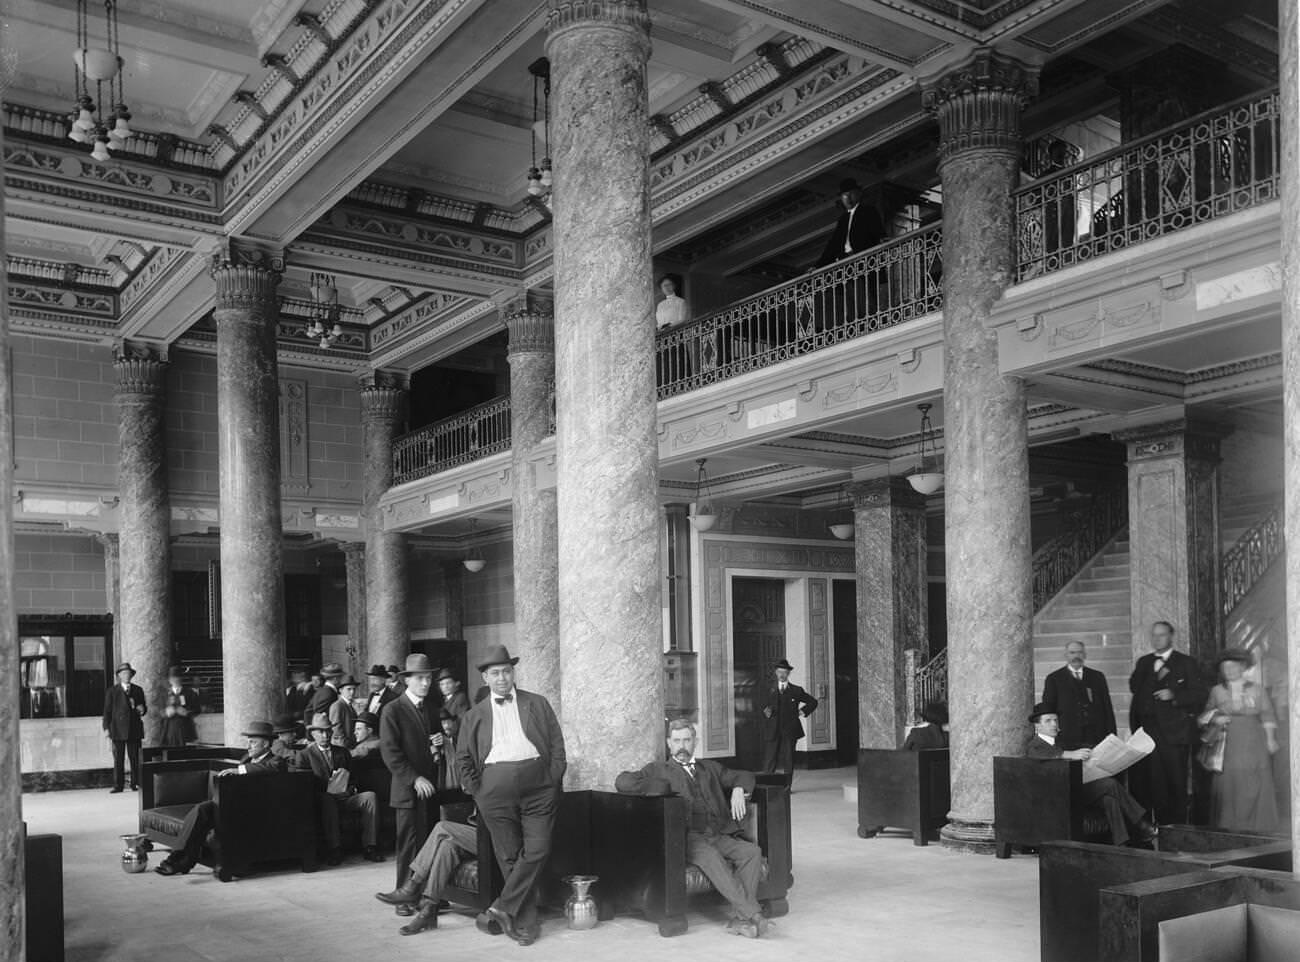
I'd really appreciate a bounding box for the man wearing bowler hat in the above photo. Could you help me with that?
[456,645,566,946]
[363,663,399,717]
[815,177,885,268]
[102,662,147,793]
[381,653,441,910]
[438,667,471,719]
[761,659,819,775]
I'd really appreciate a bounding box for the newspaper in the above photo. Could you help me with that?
[1081,727,1154,784]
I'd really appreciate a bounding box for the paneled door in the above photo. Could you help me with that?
[731,577,786,770]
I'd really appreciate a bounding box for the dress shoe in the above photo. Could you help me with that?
[1136,818,1159,843]
[395,903,416,917]
[376,879,424,905]
[516,922,540,946]
[486,906,527,945]
[475,911,504,936]
[399,900,440,936]
[362,846,384,863]
[154,857,191,877]
[109,787,124,794]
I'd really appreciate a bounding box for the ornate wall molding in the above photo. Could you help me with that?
[921,48,1039,164]
[1114,419,1226,464]
[279,378,311,491]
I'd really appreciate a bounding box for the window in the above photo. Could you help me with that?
[19,616,114,719]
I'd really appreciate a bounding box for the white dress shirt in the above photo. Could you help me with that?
[843,204,858,254]
[485,688,540,764]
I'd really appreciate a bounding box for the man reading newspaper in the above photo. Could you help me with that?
[1026,703,1158,847]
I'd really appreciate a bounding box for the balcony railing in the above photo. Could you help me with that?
[655,225,943,399]
[1220,505,1283,620]
[1015,89,1280,281]
[392,396,511,486]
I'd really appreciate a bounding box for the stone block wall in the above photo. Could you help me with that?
[12,533,108,614]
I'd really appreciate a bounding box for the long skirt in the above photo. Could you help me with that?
[1209,713,1278,833]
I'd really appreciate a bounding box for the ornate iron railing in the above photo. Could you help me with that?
[911,647,948,719]
[392,396,512,485]
[655,224,943,399]
[1015,89,1280,281]
[1220,505,1283,619]
[1032,486,1129,613]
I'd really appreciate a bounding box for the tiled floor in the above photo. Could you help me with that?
[23,768,1039,962]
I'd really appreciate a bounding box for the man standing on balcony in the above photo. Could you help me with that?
[1041,641,1116,750]
[815,178,885,268]
[1129,622,1206,824]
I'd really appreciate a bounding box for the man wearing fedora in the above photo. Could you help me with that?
[456,645,566,947]
[761,659,819,775]
[363,663,399,718]
[305,662,343,725]
[294,713,384,865]
[270,712,304,762]
[155,720,286,876]
[160,664,203,748]
[352,712,382,760]
[815,178,885,268]
[438,667,471,719]
[381,653,441,905]
[329,674,360,749]
[102,662,147,793]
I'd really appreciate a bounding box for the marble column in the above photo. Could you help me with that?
[548,0,661,790]
[212,243,287,743]
[1115,421,1223,660]
[0,121,25,960]
[115,348,174,746]
[1280,0,1300,874]
[360,375,409,668]
[98,533,122,664]
[851,478,929,749]
[506,294,560,708]
[923,50,1039,851]
[342,543,367,671]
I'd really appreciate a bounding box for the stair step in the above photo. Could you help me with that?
[1037,615,1130,632]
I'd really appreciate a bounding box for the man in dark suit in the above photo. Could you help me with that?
[1041,641,1116,750]
[285,668,311,722]
[437,668,471,718]
[293,713,382,864]
[381,653,440,911]
[102,662,146,793]
[456,645,566,947]
[1025,704,1156,847]
[617,719,768,938]
[815,177,885,268]
[154,721,287,876]
[363,664,399,718]
[304,662,342,725]
[1128,621,1207,824]
[761,659,819,774]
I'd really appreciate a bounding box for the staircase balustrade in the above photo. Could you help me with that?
[392,396,512,486]
[1031,487,1129,613]
[1220,505,1283,620]
[910,647,948,722]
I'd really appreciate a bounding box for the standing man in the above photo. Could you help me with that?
[815,177,885,267]
[761,659,819,775]
[363,664,398,718]
[305,662,343,725]
[285,668,311,721]
[1129,622,1207,824]
[380,653,440,913]
[456,645,566,947]
[437,668,471,719]
[102,662,146,793]
[329,674,360,750]
[1041,641,1116,750]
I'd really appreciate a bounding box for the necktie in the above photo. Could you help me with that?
[413,698,423,709]
[779,683,786,693]
[1072,669,1082,681]
[495,693,514,705]
[680,761,696,778]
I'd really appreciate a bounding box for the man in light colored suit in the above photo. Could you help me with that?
[455,645,566,947]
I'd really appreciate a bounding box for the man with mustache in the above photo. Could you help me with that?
[1041,641,1116,750]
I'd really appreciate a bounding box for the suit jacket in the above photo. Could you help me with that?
[304,684,338,725]
[362,686,398,718]
[615,759,755,837]
[329,697,357,749]
[292,741,352,791]
[1041,665,1117,750]
[902,723,948,751]
[102,684,146,741]
[455,689,566,797]
[1129,650,1206,746]
[236,751,287,775]
[816,203,885,267]
[1025,735,1065,760]
[380,693,439,809]
[442,690,471,718]
[286,684,311,718]
[761,682,818,742]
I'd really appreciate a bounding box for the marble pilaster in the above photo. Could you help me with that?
[360,375,409,668]
[115,348,174,746]
[1280,0,1300,873]
[0,121,25,959]
[923,50,1038,850]
[506,295,561,708]
[548,0,661,790]
[98,533,122,664]
[1115,421,1223,660]
[212,243,287,743]
[851,478,929,749]
[342,543,367,672]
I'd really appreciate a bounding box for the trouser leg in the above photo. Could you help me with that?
[319,794,341,850]
[479,760,557,927]
[762,739,778,773]
[714,834,763,906]
[177,800,217,865]
[686,833,762,921]
[424,821,477,901]
[344,792,378,848]
[111,740,126,789]
[395,801,433,887]
[127,739,141,788]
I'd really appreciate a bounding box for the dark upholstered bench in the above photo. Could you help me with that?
[138,759,319,880]
[142,745,245,764]
[993,756,1111,858]
[24,827,64,962]
[857,748,950,845]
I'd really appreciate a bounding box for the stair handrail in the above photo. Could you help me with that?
[911,647,948,721]
[1031,486,1129,613]
[1220,504,1283,619]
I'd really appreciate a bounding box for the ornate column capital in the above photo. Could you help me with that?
[359,382,406,426]
[210,239,284,313]
[849,477,928,513]
[547,0,650,46]
[1113,419,1227,464]
[921,48,1039,165]
[113,345,169,397]
[505,293,556,356]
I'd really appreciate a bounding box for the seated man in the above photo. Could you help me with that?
[1026,703,1157,847]
[294,713,384,865]
[616,718,769,939]
[351,711,381,760]
[155,720,286,876]
[374,816,478,936]
[270,713,303,761]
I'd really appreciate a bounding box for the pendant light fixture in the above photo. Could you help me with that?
[462,518,486,573]
[688,458,717,532]
[68,0,133,163]
[303,272,342,349]
[907,402,944,495]
[524,57,553,200]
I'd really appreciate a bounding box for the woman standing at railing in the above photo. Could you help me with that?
[1199,649,1279,833]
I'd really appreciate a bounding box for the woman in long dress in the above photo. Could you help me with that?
[160,665,202,747]
[1203,649,1279,832]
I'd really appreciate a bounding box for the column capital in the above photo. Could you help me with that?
[339,541,366,558]
[1113,419,1228,463]
[505,293,556,356]
[210,239,284,312]
[359,380,406,425]
[848,477,928,512]
[547,0,650,44]
[95,531,120,551]
[921,48,1039,165]
[113,345,169,397]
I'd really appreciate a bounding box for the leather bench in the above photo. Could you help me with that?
[857,748,950,845]
[993,756,1111,858]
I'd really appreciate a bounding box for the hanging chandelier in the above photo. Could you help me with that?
[304,272,342,349]
[68,0,132,163]
[524,57,553,200]
[463,518,486,573]
[907,402,944,495]
[688,458,717,532]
